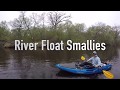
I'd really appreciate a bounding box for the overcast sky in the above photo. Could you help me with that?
[0,11,120,27]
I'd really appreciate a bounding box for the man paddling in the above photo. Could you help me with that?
[79,51,103,69]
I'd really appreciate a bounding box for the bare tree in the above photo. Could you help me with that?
[30,12,46,28]
[9,11,32,30]
[9,14,23,39]
[47,11,71,30]
[9,11,34,40]
[41,13,45,29]
[20,11,32,30]
[9,17,23,30]
[0,21,9,30]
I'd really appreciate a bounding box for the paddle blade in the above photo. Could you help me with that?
[103,70,114,79]
[81,56,85,61]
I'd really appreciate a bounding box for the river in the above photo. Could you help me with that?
[0,47,120,79]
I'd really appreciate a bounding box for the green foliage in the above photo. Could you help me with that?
[0,15,120,47]
[0,27,11,41]
[87,23,120,46]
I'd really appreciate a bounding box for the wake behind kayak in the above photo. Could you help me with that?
[55,64,112,75]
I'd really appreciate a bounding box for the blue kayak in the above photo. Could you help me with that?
[56,64,112,75]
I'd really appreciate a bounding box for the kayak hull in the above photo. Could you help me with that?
[56,64,112,75]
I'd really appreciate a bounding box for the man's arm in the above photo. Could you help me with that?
[87,57,93,62]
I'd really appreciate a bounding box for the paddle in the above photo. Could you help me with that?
[103,70,114,79]
[80,56,114,79]
[81,56,86,61]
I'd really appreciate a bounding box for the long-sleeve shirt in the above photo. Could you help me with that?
[87,55,102,67]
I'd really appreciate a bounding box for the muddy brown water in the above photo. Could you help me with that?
[0,47,120,79]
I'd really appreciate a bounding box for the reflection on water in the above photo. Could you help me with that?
[56,70,100,79]
[0,47,120,79]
